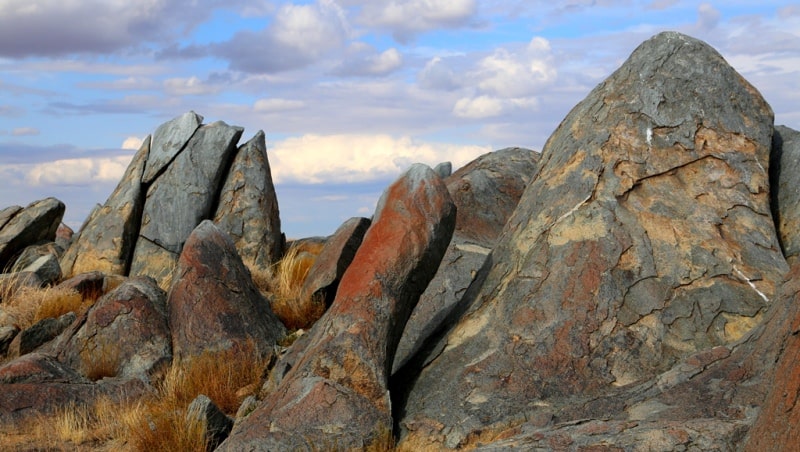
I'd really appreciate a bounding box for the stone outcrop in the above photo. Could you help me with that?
[8,312,75,358]
[61,136,149,278]
[771,125,800,263]
[45,276,171,382]
[168,220,286,362]
[220,164,456,451]
[0,198,65,271]
[213,130,283,270]
[299,216,371,307]
[393,147,539,373]
[187,394,234,451]
[397,31,789,448]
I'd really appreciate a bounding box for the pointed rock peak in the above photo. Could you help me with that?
[142,111,203,184]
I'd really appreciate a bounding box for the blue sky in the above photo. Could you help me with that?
[1,1,799,239]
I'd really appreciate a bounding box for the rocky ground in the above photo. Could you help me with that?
[1,31,799,450]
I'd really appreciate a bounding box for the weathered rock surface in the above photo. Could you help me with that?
[446,147,540,247]
[0,352,151,423]
[187,394,234,451]
[299,216,371,307]
[8,312,75,358]
[18,253,62,286]
[393,147,539,373]
[131,121,243,283]
[0,325,19,355]
[771,125,800,264]
[220,164,456,451]
[214,130,283,270]
[168,220,286,362]
[0,198,65,271]
[0,205,21,230]
[434,161,452,178]
[45,276,171,382]
[61,136,149,278]
[398,31,789,448]
[142,111,203,184]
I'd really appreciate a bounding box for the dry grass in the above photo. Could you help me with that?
[250,244,326,330]
[0,341,272,451]
[1,284,91,332]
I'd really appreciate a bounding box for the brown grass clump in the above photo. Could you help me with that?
[261,245,326,330]
[1,284,91,332]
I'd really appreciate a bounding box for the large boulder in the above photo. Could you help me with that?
[393,147,539,373]
[398,31,789,449]
[168,220,286,362]
[142,111,203,184]
[61,136,149,277]
[131,120,243,285]
[299,216,371,307]
[220,164,456,451]
[770,125,800,263]
[213,130,284,270]
[7,312,76,358]
[45,276,171,382]
[0,205,22,230]
[0,198,65,271]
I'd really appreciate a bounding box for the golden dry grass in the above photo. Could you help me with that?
[257,245,326,330]
[1,284,90,332]
[0,342,272,451]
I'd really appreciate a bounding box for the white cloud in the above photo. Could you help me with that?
[453,95,505,118]
[254,98,307,113]
[474,37,557,98]
[335,45,404,76]
[11,127,39,136]
[163,76,219,96]
[269,134,491,184]
[356,0,477,41]
[26,155,133,186]
[418,57,460,90]
[121,136,144,150]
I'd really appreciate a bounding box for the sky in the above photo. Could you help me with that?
[1,1,799,239]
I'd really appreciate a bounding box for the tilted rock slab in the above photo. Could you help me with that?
[0,197,64,271]
[141,111,203,184]
[770,125,800,263]
[61,136,149,277]
[220,164,456,451]
[214,130,284,270]
[168,220,286,362]
[131,120,243,285]
[393,147,539,373]
[45,276,171,382]
[398,31,789,448]
[0,205,21,231]
[299,216,371,307]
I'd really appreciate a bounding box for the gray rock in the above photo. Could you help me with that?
[434,161,452,178]
[0,198,65,271]
[0,325,19,356]
[142,111,203,184]
[168,220,286,362]
[8,312,76,357]
[186,394,234,452]
[0,205,21,231]
[220,164,456,451]
[62,135,149,278]
[299,216,371,307]
[213,130,283,270]
[131,120,243,284]
[19,253,62,286]
[771,125,800,263]
[398,31,788,449]
[46,276,171,382]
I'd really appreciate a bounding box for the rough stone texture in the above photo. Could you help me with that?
[12,241,62,271]
[214,130,283,270]
[393,147,539,373]
[220,164,456,451]
[397,31,789,449]
[45,276,171,382]
[55,223,73,251]
[299,216,371,307]
[168,220,286,362]
[0,205,21,230]
[18,253,62,286]
[8,312,76,358]
[131,121,243,284]
[187,394,234,451]
[142,111,203,184]
[0,352,151,424]
[445,147,539,248]
[56,271,110,300]
[771,125,800,263]
[0,325,19,356]
[62,136,149,278]
[434,161,452,178]
[0,198,65,271]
